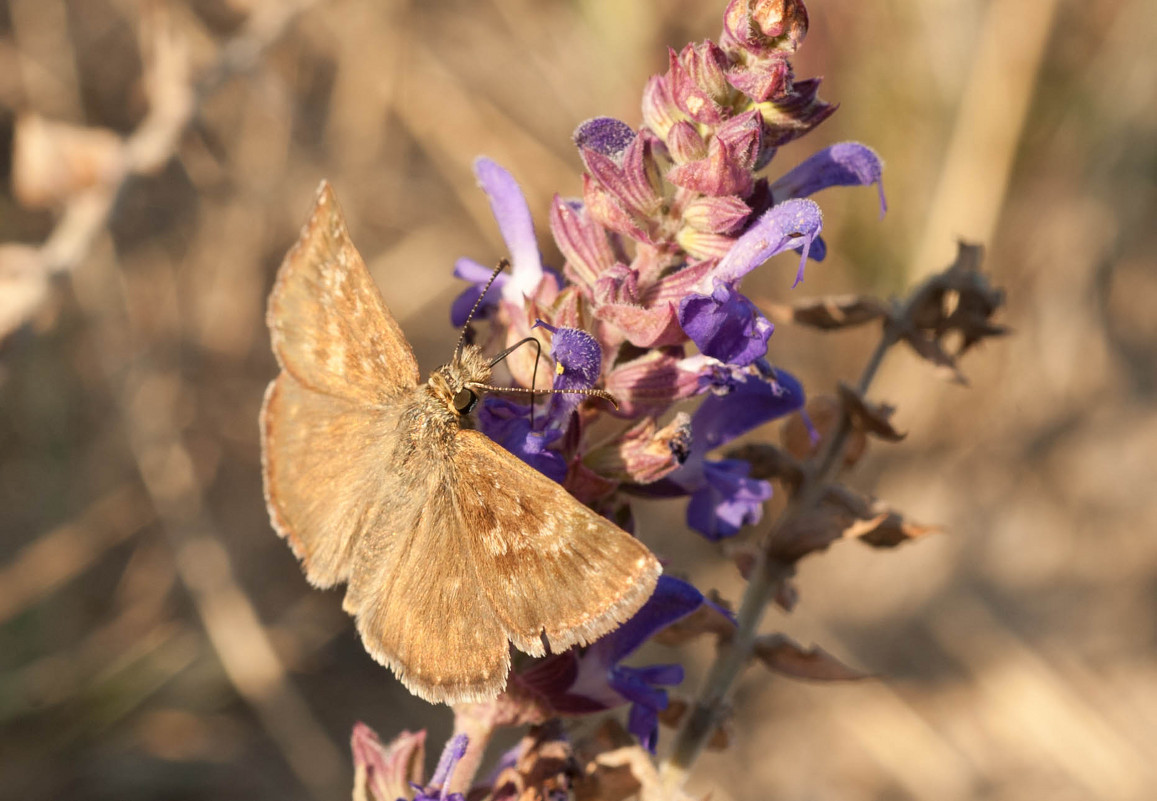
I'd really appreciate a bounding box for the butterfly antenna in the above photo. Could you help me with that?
[466,382,620,410]
[453,258,510,361]
[476,334,620,412]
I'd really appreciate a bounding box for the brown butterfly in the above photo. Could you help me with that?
[260,182,661,704]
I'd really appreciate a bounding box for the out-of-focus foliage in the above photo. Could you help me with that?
[1,1,1154,800]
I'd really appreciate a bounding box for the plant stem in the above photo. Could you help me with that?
[448,703,500,795]
[659,314,902,794]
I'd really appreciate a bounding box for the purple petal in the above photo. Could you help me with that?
[631,664,686,686]
[678,284,773,366]
[541,323,602,390]
[429,734,468,789]
[450,286,484,328]
[627,703,661,753]
[771,142,886,217]
[692,367,805,450]
[477,397,567,483]
[574,117,635,160]
[794,232,826,263]
[713,198,823,287]
[453,257,503,284]
[608,666,671,712]
[450,257,508,326]
[687,459,772,540]
[473,158,544,298]
[598,575,705,664]
[534,322,604,426]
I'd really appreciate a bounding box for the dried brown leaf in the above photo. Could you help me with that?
[752,634,870,681]
[766,508,849,562]
[490,723,575,801]
[837,382,906,442]
[774,578,799,612]
[652,589,735,646]
[901,329,969,384]
[902,242,1006,381]
[780,395,869,467]
[573,720,642,801]
[723,442,804,488]
[767,485,938,562]
[823,485,940,548]
[765,294,889,330]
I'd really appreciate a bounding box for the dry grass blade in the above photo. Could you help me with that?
[0,484,154,626]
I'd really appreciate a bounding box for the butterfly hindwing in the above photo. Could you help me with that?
[344,486,512,704]
[338,412,512,704]
[261,373,408,587]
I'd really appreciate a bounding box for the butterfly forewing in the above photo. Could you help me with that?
[267,182,419,403]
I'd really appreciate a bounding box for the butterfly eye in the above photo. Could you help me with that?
[453,388,479,414]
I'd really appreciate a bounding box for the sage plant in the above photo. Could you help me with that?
[353,2,1004,798]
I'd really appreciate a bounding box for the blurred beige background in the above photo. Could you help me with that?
[1,1,1154,800]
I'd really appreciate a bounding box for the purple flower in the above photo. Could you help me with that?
[662,367,806,539]
[574,116,636,158]
[712,197,823,288]
[678,282,773,366]
[474,324,606,482]
[675,199,821,366]
[411,734,467,801]
[451,158,548,326]
[477,397,567,483]
[533,321,603,426]
[450,258,505,327]
[771,142,886,217]
[686,459,772,539]
[693,365,805,450]
[519,576,715,753]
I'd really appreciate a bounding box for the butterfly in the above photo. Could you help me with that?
[260,182,661,704]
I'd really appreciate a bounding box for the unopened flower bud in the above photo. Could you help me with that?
[682,195,751,234]
[586,413,693,484]
[642,75,683,139]
[666,121,708,164]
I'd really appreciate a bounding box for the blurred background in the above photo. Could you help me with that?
[1,0,1154,799]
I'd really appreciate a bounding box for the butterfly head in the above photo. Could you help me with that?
[429,343,493,417]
